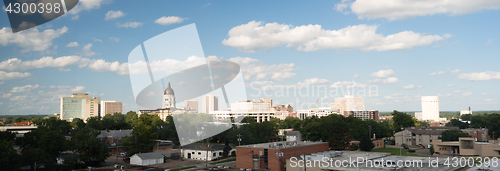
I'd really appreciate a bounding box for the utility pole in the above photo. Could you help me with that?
[237,134,242,146]
[205,139,210,169]
[368,126,372,140]
[116,138,118,164]
[400,126,403,156]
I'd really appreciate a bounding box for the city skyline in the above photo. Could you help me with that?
[1,1,500,115]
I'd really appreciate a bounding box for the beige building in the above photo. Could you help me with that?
[434,137,500,157]
[60,93,101,121]
[331,94,365,114]
[184,99,199,112]
[395,126,459,147]
[101,101,123,115]
[202,95,219,114]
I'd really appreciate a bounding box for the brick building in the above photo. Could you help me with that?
[343,110,379,120]
[462,128,491,142]
[97,129,132,155]
[236,141,329,171]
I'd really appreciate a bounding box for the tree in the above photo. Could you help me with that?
[429,145,435,156]
[18,126,70,168]
[0,139,18,169]
[446,119,469,129]
[71,127,110,164]
[460,114,472,121]
[71,118,86,130]
[392,110,415,131]
[439,129,471,141]
[121,124,156,155]
[359,134,375,151]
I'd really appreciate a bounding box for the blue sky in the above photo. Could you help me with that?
[1,0,500,115]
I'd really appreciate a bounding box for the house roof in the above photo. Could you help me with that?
[97,129,132,139]
[132,152,164,160]
[211,145,232,151]
[406,127,459,135]
[287,131,301,136]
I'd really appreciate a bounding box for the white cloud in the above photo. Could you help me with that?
[117,22,143,28]
[334,0,351,14]
[486,39,493,45]
[428,69,460,76]
[338,0,500,20]
[0,56,88,71]
[383,77,398,83]
[227,57,298,81]
[105,10,125,20]
[330,81,367,88]
[82,43,96,56]
[384,93,420,101]
[0,26,68,52]
[1,93,12,98]
[297,78,329,86]
[370,69,394,78]
[457,71,500,81]
[155,16,186,25]
[11,84,40,93]
[438,93,452,97]
[69,0,111,14]
[482,92,490,95]
[87,59,129,75]
[72,15,80,20]
[92,37,103,43]
[403,85,414,89]
[0,71,31,80]
[109,37,120,42]
[353,74,359,78]
[66,42,79,47]
[485,99,494,102]
[222,21,449,52]
[442,84,454,87]
[462,91,472,96]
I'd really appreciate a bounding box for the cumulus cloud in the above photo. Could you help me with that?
[486,39,493,45]
[330,81,367,88]
[428,69,460,76]
[66,42,79,47]
[105,10,125,20]
[11,84,40,93]
[0,26,68,52]
[109,37,120,42]
[82,43,96,56]
[0,56,88,71]
[155,16,186,25]
[87,59,129,75]
[117,22,143,28]
[69,0,111,14]
[353,74,359,78]
[227,57,298,81]
[92,37,103,43]
[222,21,448,52]
[0,71,32,80]
[260,78,330,91]
[297,78,329,86]
[370,69,394,78]
[403,85,414,89]
[457,71,500,81]
[337,0,500,20]
[442,84,454,87]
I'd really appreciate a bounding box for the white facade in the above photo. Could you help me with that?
[297,107,340,120]
[210,110,275,123]
[460,110,472,115]
[230,100,271,111]
[181,148,235,161]
[130,152,164,166]
[202,95,219,114]
[421,96,439,122]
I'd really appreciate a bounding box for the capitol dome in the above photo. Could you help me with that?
[164,82,175,95]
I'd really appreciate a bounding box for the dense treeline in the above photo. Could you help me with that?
[446,113,500,139]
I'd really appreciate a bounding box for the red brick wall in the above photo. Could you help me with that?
[236,143,329,171]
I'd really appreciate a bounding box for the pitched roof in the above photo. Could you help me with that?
[133,152,164,160]
[97,129,132,139]
[406,127,459,135]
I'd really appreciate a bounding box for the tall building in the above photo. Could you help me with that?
[331,94,365,114]
[421,96,439,121]
[202,95,219,114]
[60,93,101,121]
[100,101,123,115]
[184,99,199,112]
[163,82,176,108]
[460,107,472,115]
[344,110,379,120]
[210,100,275,122]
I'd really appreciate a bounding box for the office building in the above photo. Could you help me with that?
[202,95,219,114]
[421,96,439,121]
[331,94,365,114]
[434,137,500,157]
[344,110,379,120]
[60,93,101,121]
[460,107,472,115]
[210,100,274,122]
[100,101,123,115]
[236,141,329,171]
[184,99,199,112]
[395,126,458,147]
[462,128,491,142]
[297,107,339,120]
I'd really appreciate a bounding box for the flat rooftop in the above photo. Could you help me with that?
[237,141,327,149]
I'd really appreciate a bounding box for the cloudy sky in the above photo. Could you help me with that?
[1,0,499,115]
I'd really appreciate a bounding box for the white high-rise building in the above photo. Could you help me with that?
[202,95,219,114]
[421,96,439,121]
[184,99,199,112]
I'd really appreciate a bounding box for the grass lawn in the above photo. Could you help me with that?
[370,148,425,157]
[169,166,196,171]
[209,158,236,165]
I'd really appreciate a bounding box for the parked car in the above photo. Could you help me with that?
[123,157,130,162]
[119,152,128,157]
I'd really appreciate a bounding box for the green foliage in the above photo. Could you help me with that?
[429,145,435,156]
[392,110,415,131]
[71,127,110,163]
[0,130,16,142]
[18,124,70,166]
[439,129,471,141]
[460,114,472,121]
[70,118,86,130]
[359,134,375,151]
[122,124,157,155]
[446,119,469,129]
[408,149,416,153]
[349,143,359,151]
[0,140,19,169]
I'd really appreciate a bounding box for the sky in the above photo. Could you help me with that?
[1,0,500,115]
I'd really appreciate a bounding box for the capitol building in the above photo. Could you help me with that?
[138,82,196,121]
